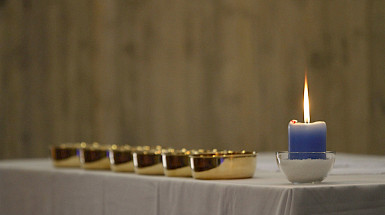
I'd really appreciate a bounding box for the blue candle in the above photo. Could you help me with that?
[288,120,326,159]
[288,75,326,159]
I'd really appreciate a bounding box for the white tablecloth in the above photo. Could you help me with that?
[1,153,385,215]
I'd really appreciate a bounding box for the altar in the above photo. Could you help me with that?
[1,153,385,215]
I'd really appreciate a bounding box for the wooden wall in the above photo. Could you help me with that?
[0,0,384,158]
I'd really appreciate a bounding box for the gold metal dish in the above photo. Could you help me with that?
[50,143,81,167]
[162,149,192,177]
[190,151,257,180]
[162,149,218,177]
[109,145,135,172]
[133,146,167,175]
[78,142,111,170]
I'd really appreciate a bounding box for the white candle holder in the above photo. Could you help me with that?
[276,151,335,184]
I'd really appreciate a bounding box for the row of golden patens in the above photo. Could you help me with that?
[50,142,257,180]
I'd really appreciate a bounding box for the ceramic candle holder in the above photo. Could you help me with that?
[78,143,111,170]
[276,151,335,184]
[50,143,81,167]
[109,145,135,172]
[190,151,257,180]
[133,146,168,175]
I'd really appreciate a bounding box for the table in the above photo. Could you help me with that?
[1,153,385,215]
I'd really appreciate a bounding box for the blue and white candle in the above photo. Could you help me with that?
[288,75,326,159]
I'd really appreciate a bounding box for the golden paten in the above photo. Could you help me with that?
[190,151,257,180]
[133,146,168,175]
[162,149,218,177]
[109,145,136,172]
[50,143,82,168]
[78,142,111,170]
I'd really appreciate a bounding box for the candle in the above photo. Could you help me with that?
[288,75,326,159]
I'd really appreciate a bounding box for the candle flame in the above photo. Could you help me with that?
[304,74,310,123]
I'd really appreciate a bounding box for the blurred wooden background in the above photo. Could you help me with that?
[0,0,384,159]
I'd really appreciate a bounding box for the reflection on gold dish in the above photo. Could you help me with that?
[133,146,167,175]
[111,162,135,172]
[163,166,191,177]
[162,149,217,177]
[81,157,110,170]
[52,155,80,167]
[190,151,257,180]
[162,149,191,177]
[109,145,135,172]
[134,163,164,175]
[79,143,110,170]
[50,143,81,168]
